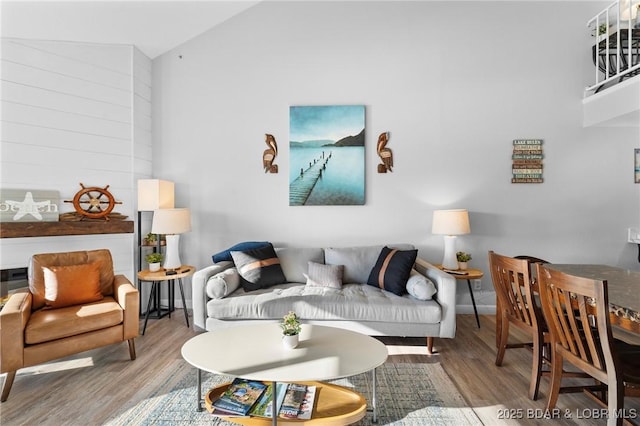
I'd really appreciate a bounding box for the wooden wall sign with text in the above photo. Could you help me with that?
[512,139,543,183]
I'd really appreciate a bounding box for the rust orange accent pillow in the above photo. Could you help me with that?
[43,262,104,309]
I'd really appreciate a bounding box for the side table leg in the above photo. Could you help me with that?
[142,281,157,335]
[178,278,190,328]
[466,279,480,328]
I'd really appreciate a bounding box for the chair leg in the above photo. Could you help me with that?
[1,371,16,402]
[529,332,543,400]
[128,339,136,360]
[495,317,510,366]
[607,381,624,426]
[546,349,563,411]
[426,337,434,355]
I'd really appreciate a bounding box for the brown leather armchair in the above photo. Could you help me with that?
[0,249,139,402]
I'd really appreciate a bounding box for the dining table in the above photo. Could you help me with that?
[545,264,640,343]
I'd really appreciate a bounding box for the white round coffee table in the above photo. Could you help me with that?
[181,323,388,425]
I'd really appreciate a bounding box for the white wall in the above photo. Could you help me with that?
[0,39,152,281]
[152,1,640,312]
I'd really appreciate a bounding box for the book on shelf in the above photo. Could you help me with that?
[248,382,288,418]
[211,378,267,416]
[279,383,308,419]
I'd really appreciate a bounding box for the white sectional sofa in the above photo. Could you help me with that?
[192,244,457,353]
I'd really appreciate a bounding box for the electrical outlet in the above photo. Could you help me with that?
[473,279,482,291]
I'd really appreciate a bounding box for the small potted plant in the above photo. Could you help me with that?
[145,252,164,272]
[143,233,157,246]
[281,311,302,349]
[456,252,472,270]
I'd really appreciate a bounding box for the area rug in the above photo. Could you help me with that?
[106,360,481,425]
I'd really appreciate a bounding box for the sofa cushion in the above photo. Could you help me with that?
[275,247,325,283]
[406,269,437,300]
[42,262,104,309]
[367,247,417,296]
[205,283,441,324]
[206,268,240,299]
[305,261,343,289]
[324,244,415,284]
[231,244,287,291]
[25,296,123,345]
[212,241,271,263]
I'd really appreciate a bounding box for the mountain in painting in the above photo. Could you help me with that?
[334,129,364,147]
[290,139,334,148]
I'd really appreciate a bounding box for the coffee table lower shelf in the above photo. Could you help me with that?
[205,381,367,425]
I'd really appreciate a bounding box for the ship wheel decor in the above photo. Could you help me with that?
[63,183,123,221]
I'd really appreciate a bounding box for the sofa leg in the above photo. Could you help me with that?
[128,339,136,360]
[426,337,434,355]
[1,371,16,402]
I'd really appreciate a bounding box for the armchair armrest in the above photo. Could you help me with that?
[192,261,234,330]
[414,258,457,338]
[0,290,32,373]
[113,275,139,339]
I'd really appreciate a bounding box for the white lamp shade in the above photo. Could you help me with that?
[151,208,191,270]
[151,208,191,235]
[431,209,470,235]
[137,179,175,211]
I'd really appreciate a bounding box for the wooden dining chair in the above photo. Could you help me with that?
[536,263,640,425]
[489,251,549,400]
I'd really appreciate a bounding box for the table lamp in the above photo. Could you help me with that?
[432,209,470,270]
[151,208,191,270]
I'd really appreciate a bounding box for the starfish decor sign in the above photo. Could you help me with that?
[0,189,59,222]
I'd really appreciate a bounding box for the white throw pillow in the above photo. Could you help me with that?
[405,269,437,300]
[304,261,344,289]
[206,268,240,299]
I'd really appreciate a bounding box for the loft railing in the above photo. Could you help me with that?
[586,0,640,94]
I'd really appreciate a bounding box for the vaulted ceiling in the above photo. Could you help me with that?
[1,1,260,59]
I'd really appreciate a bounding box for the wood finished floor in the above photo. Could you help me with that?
[1,312,639,425]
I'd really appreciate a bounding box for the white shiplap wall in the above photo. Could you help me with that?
[0,39,152,281]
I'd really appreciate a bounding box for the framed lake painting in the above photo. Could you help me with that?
[289,105,365,206]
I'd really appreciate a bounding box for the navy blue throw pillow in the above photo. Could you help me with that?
[212,241,271,263]
[367,246,418,296]
[230,244,287,291]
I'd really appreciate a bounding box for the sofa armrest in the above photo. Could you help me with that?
[192,261,234,330]
[0,290,31,373]
[113,275,139,340]
[414,258,457,338]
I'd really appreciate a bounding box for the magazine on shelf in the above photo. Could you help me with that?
[278,383,308,419]
[211,378,267,416]
[249,382,288,418]
[296,385,317,420]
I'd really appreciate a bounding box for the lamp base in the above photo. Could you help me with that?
[441,235,459,270]
[163,234,182,270]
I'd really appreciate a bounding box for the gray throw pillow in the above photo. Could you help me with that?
[304,261,344,289]
[406,269,437,300]
[206,268,240,299]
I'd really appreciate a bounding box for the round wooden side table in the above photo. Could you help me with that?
[435,265,484,328]
[137,265,194,334]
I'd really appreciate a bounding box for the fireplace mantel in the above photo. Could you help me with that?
[0,221,134,238]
